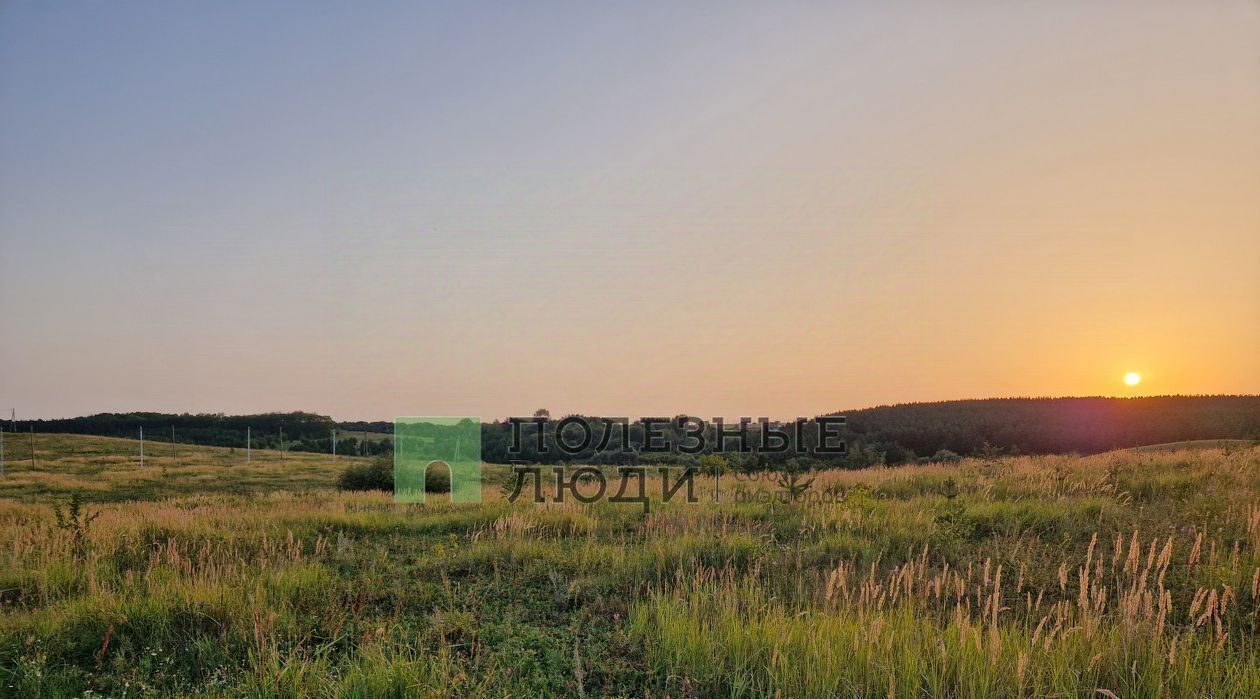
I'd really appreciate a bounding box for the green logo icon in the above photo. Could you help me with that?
[394,417,481,503]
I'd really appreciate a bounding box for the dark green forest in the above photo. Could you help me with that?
[13,411,389,456]
[14,395,1259,467]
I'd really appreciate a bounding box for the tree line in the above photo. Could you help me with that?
[14,411,392,456]
[14,396,1259,467]
[477,396,1259,468]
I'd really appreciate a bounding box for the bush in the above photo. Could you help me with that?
[423,465,450,493]
[930,449,962,464]
[337,457,393,491]
[698,454,727,476]
[336,455,451,493]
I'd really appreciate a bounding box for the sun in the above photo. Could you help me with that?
[1124,372,1141,386]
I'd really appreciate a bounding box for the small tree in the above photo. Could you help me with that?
[775,458,815,502]
[975,441,1005,462]
[52,493,100,561]
[698,454,726,476]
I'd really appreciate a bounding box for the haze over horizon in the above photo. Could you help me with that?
[7,393,1260,426]
[3,2,1258,421]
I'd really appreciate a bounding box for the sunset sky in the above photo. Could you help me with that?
[2,1,1257,421]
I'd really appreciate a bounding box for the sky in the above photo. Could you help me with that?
[1,1,1258,421]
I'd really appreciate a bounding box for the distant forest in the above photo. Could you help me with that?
[14,396,1259,468]
[14,412,390,456]
[833,395,1260,463]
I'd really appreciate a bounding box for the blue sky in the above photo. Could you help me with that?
[2,1,1257,420]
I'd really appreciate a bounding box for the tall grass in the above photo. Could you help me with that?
[0,436,1257,696]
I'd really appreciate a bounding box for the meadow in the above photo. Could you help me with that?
[1,434,1258,697]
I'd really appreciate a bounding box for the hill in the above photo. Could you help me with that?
[474,395,1260,465]
[0,432,364,502]
[835,395,1260,460]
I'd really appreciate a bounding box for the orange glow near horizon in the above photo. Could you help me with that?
[0,3,1257,421]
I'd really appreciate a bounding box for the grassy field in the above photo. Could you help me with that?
[1129,439,1256,453]
[0,433,369,503]
[1,435,1258,697]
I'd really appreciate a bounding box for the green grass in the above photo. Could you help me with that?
[0,433,369,503]
[1,435,1258,697]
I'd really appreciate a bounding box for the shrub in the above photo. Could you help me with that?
[337,457,393,491]
[930,449,962,464]
[932,499,974,539]
[698,454,727,476]
[422,465,451,493]
[336,455,451,493]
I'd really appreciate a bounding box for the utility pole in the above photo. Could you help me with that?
[332,428,337,462]
[247,426,251,463]
[279,426,284,461]
[9,409,14,432]
[170,426,178,465]
[29,425,35,471]
[1,422,5,477]
[140,426,145,467]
